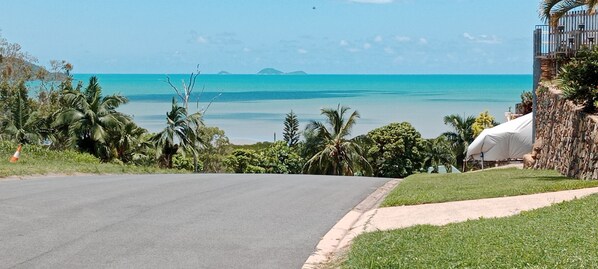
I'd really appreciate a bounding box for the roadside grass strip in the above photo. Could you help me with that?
[0,141,184,177]
[344,193,598,269]
[382,168,598,207]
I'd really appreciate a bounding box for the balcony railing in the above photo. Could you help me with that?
[535,10,598,58]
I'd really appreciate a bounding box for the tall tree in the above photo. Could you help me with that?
[303,104,371,176]
[54,76,130,160]
[198,126,230,173]
[540,0,598,26]
[151,98,201,168]
[0,80,42,144]
[442,114,476,169]
[367,122,426,178]
[283,110,300,147]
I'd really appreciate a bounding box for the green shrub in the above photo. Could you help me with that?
[172,154,203,172]
[224,149,265,173]
[559,46,598,112]
[367,122,425,178]
[258,141,304,174]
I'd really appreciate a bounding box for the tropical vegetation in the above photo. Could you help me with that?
[540,0,598,26]
[283,110,300,147]
[366,122,425,178]
[303,105,371,176]
[442,114,475,169]
[558,45,598,112]
[421,135,455,173]
[0,32,510,178]
[471,110,496,137]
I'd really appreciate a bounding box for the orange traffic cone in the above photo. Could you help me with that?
[9,144,22,163]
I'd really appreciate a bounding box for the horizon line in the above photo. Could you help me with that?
[71,73,534,76]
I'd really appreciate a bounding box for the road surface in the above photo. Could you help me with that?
[0,174,388,269]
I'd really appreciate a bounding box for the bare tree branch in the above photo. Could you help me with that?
[165,75,184,103]
[202,93,222,115]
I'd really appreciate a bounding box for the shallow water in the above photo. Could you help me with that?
[73,74,532,144]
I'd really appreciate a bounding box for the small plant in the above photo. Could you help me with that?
[558,46,598,112]
[520,91,533,114]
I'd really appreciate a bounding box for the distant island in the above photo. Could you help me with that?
[257,68,306,75]
[217,71,231,75]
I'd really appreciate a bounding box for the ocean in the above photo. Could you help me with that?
[72,74,532,144]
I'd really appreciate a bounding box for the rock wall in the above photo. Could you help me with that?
[534,86,598,179]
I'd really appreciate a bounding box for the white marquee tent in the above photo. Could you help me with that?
[466,113,533,161]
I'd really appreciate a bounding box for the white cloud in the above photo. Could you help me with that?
[384,47,395,54]
[339,40,349,46]
[348,0,393,3]
[374,35,383,43]
[363,43,372,49]
[298,48,308,54]
[463,32,501,44]
[395,36,411,43]
[196,36,208,44]
[419,38,428,45]
[243,48,251,52]
[347,48,360,53]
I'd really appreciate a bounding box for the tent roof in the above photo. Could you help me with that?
[466,113,533,161]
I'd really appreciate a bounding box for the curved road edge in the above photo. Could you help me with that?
[302,178,402,269]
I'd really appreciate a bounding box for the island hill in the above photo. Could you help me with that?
[216,68,307,75]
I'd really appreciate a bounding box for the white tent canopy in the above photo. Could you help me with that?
[466,113,533,161]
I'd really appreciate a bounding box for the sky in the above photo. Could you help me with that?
[0,0,543,74]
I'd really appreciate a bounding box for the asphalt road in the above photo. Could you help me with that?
[0,174,388,269]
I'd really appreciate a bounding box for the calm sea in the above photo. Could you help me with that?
[72,74,532,144]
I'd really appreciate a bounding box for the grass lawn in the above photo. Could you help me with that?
[0,141,184,178]
[381,168,598,207]
[343,193,598,269]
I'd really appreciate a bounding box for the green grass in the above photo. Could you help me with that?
[381,168,598,207]
[343,193,598,269]
[0,141,185,178]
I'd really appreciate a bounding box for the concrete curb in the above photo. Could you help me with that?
[301,178,401,269]
[302,183,598,269]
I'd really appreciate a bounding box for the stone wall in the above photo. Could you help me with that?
[533,86,598,179]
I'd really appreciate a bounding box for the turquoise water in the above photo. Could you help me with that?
[72,74,532,143]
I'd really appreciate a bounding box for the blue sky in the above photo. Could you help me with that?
[0,0,542,74]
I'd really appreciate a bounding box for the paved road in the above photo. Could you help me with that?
[0,174,388,269]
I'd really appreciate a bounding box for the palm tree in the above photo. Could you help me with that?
[541,0,598,26]
[422,136,455,173]
[54,76,129,160]
[151,98,202,168]
[110,121,148,163]
[303,104,371,176]
[442,114,475,170]
[0,81,43,144]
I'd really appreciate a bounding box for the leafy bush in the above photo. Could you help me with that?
[519,91,533,114]
[559,46,598,112]
[224,149,265,173]
[471,110,495,137]
[367,122,425,178]
[172,154,202,171]
[259,141,304,174]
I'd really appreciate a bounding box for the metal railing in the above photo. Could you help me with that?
[535,10,598,58]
